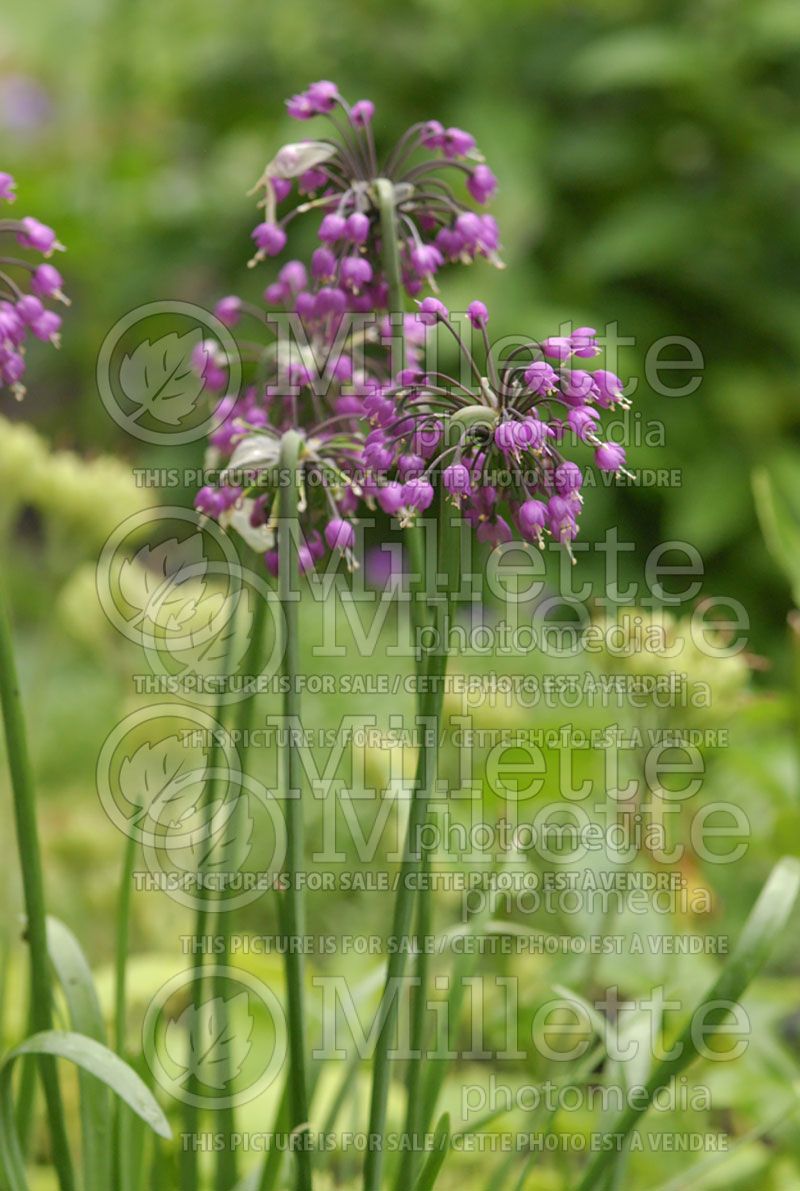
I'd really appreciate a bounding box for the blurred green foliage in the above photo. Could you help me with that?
[3,0,800,651]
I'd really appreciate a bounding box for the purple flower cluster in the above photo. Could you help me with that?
[194,82,631,571]
[0,172,67,399]
[246,81,500,307]
[358,302,630,556]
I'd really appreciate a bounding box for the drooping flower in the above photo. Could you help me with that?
[0,173,67,399]
[358,301,632,554]
[247,82,502,305]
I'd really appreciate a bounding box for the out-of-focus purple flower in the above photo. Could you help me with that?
[595,441,627,472]
[350,100,375,127]
[250,222,287,263]
[0,177,68,398]
[467,165,498,204]
[215,296,242,327]
[0,173,16,202]
[467,300,489,329]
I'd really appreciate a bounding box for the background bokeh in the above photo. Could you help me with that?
[2,2,800,1189]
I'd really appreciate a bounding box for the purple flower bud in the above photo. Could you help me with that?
[409,243,443,276]
[443,462,471,497]
[346,212,370,244]
[251,222,286,256]
[325,518,356,552]
[286,93,314,120]
[541,336,573,362]
[477,516,512,546]
[16,295,44,324]
[467,165,497,204]
[295,291,317,320]
[30,310,61,344]
[340,256,372,292]
[306,80,339,113]
[311,247,337,280]
[0,303,24,345]
[547,495,578,542]
[555,461,583,494]
[215,296,242,327]
[524,361,559,394]
[595,442,626,472]
[454,211,482,251]
[264,282,287,305]
[398,453,425,480]
[298,168,327,194]
[0,172,16,203]
[494,422,517,454]
[560,369,597,406]
[593,370,625,408]
[306,530,326,562]
[336,394,363,416]
[523,418,549,449]
[16,217,59,255]
[298,545,316,573]
[30,263,64,299]
[401,477,434,512]
[314,286,347,317]
[517,500,548,542]
[331,354,353,382]
[319,213,347,243]
[436,226,464,259]
[412,421,442,458]
[417,296,448,326]
[441,127,476,159]
[420,120,445,150]
[567,408,599,441]
[2,351,25,385]
[467,300,489,329]
[571,326,600,358]
[271,177,292,202]
[478,214,500,252]
[377,482,404,515]
[279,260,308,292]
[350,100,375,127]
[195,486,224,518]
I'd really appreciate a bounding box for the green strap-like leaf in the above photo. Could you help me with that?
[0,1030,172,1191]
[413,1112,450,1191]
[47,917,110,1191]
[576,857,800,1190]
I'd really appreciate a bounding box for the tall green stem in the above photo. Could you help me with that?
[375,178,404,318]
[214,567,269,1191]
[112,830,138,1191]
[364,490,455,1191]
[277,430,312,1191]
[0,588,75,1191]
[179,611,239,1191]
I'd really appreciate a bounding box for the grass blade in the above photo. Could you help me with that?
[575,857,800,1190]
[413,1111,449,1191]
[46,918,109,1190]
[0,1030,171,1191]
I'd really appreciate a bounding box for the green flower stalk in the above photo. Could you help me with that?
[0,589,75,1191]
[276,429,313,1191]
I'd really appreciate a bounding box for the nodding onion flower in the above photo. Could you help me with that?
[246,81,502,302]
[193,298,374,572]
[0,171,68,399]
[360,298,632,558]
